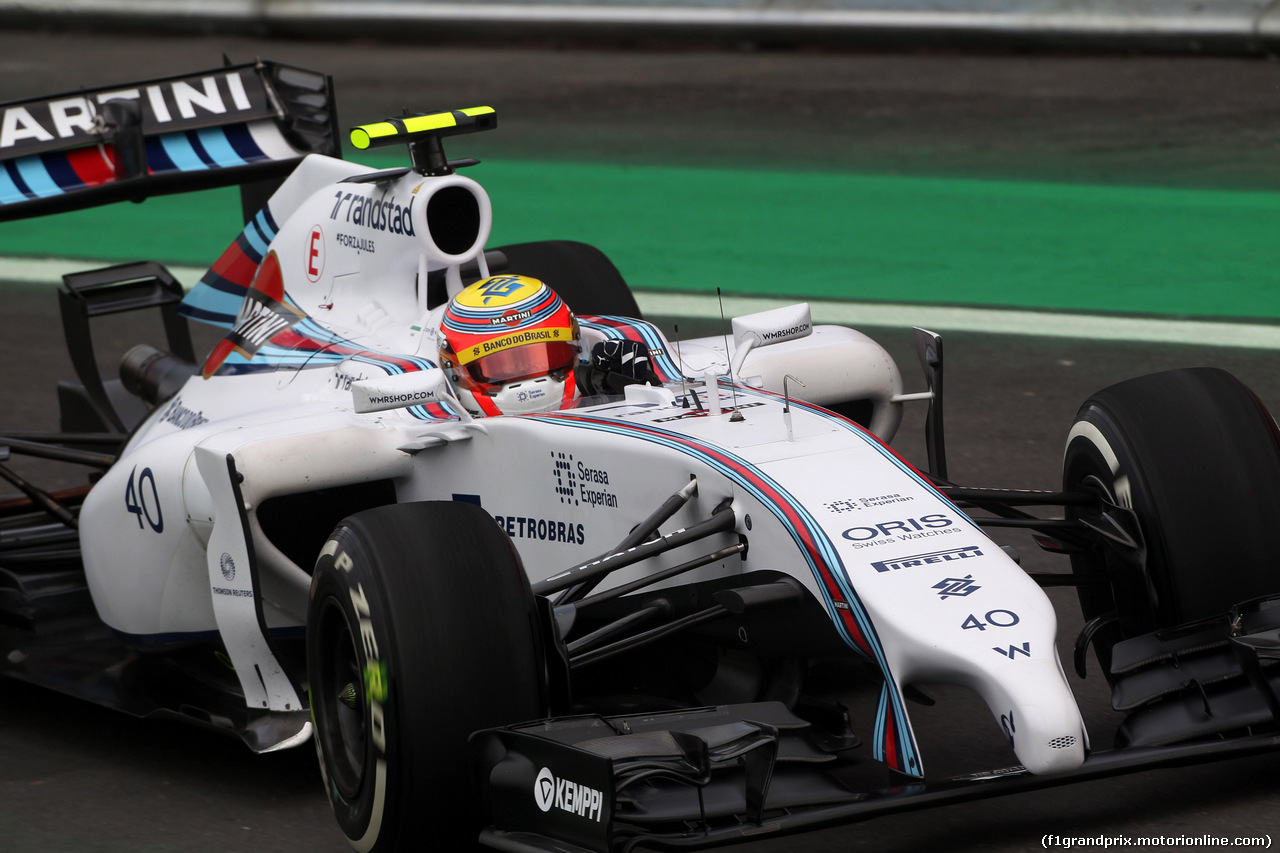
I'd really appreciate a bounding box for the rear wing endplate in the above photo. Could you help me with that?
[0,60,339,223]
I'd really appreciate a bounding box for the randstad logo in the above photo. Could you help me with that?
[533,766,604,821]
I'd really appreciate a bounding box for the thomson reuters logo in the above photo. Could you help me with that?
[532,766,604,821]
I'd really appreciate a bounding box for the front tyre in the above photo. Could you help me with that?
[307,501,546,852]
[1064,368,1280,648]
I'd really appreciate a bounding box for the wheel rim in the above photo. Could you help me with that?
[316,595,368,801]
[1065,421,1160,638]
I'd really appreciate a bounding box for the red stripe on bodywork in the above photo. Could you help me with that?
[549,411,877,659]
[883,709,901,771]
[65,145,116,187]
[211,242,261,290]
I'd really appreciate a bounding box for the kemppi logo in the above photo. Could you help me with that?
[533,767,604,822]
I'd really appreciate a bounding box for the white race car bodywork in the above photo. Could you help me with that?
[76,149,1086,778]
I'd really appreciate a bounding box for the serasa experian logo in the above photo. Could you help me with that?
[533,766,604,821]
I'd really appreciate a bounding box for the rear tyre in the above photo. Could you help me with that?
[1063,368,1280,659]
[494,240,641,318]
[307,501,546,852]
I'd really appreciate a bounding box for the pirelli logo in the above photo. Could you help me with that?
[872,546,983,573]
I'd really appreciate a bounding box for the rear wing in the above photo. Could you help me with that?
[0,61,339,223]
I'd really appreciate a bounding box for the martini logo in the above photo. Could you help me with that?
[532,767,604,821]
[202,251,305,378]
[0,68,271,158]
[493,308,533,327]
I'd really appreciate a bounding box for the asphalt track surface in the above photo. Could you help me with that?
[3,27,1280,853]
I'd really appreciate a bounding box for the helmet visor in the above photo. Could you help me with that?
[464,341,579,390]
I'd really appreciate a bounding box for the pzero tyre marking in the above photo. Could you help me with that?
[307,501,546,852]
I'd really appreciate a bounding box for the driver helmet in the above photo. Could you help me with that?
[439,275,581,416]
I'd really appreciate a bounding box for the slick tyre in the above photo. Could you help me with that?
[493,240,641,318]
[1063,368,1280,652]
[307,501,546,852]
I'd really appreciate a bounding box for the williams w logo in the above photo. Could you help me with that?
[933,574,981,599]
[994,642,1032,659]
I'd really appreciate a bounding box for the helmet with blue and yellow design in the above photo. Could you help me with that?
[438,275,581,416]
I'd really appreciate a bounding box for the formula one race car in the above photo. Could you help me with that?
[4,63,1280,853]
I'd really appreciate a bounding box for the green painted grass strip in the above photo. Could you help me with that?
[2,157,1277,320]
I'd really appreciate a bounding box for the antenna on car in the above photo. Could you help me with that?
[783,374,804,441]
[717,288,745,422]
[673,324,703,412]
[348,107,497,176]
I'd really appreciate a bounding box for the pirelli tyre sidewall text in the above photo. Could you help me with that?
[307,501,547,852]
[309,525,397,850]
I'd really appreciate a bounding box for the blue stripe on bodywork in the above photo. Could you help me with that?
[195,127,248,168]
[42,152,85,193]
[242,218,271,258]
[0,162,31,203]
[14,157,61,197]
[159,133,208,172]
[579,315,685,381]
[224,123,265,162]
[178,285,242,327]
[144,136,177,173]
[525,409,923,775]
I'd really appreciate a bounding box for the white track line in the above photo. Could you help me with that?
[8,256,1279,349]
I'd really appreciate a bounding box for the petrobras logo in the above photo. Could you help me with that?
[533,767,604,822]
[872,545,984,573]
